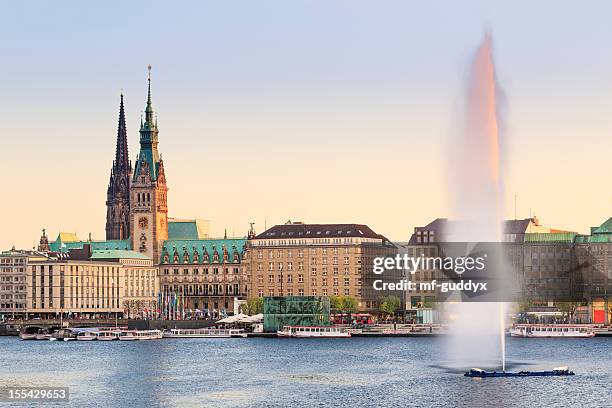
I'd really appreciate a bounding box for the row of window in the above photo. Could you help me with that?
[162,267,240,275]
[256,288,353,297]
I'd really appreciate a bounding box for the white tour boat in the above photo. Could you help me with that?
[137,330,163,340]
[77,331,100,341]
[277,326,351,338]
[97,331,121,341]
[118,330,139,341]
[162,328,247,338]
[510,324,595,338]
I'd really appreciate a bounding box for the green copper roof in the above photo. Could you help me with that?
[49,239,131,253]
[524,232,576,243]
[574,218,612,243]
[168,219,209,240]
[90,250,150,261]
[161,238,246,264]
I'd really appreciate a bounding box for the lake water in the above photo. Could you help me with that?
[0,336,610,407]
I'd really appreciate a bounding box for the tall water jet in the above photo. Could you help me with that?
[445,31,507,370]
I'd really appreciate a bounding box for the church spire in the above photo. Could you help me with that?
[114,91,130,172]
[106,91,132,241]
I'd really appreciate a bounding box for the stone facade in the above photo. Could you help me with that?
[159,239,247,316]
[0,250,46,319]
[244,222,401,312]
[106,93,132,240]
[130,69,169,262]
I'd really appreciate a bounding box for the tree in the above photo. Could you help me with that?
[342,296,358,314]
[329,296,358,323]
[380,296,401,320]
[330,296,343,312]
[243,297,264,315]
[557,301,582,323]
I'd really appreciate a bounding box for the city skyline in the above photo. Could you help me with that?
[3,1,612,250]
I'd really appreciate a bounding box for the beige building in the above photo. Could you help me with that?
[1,249,48,319]
[244,222,401,312]
[25,246,156,319]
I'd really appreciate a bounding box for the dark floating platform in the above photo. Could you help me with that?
[464,367,575,378]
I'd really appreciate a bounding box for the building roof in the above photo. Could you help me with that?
[408,217,571,244]
[90,250,151,261]
[56,232,79,243]
[160,238,247,264]
[49,238,131,253]
[524,232,577,244]
[255,223,384,240]
[168,219,209,240]
[575,217,612,243]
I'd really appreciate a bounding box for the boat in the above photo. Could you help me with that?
[510,324,595,338]
[50,328,77,341]
[465,367,575,378]
[162,328,247,338]
[277,326,351,338]
[136,330,163,340]
[35,331,52,340]
[118,329,162,341]
[76,331,99,341]
[118,330,139,341]
[19,327,41,340]
[97,331,121,341]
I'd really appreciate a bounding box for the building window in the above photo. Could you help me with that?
[333,278,338,286]
[344,277,350,286]
[268,275,274,283]
[322,288,328,296]
[287,275,293,283]
[311,268,317,276]
[312,289,317,296]
[298,274,304,283]
[258,289,264,297]
[298,288,304,296]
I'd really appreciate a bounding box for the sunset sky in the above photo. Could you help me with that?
[2,1,612,249]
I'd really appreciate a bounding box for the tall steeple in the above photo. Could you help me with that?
[115,92,130,171]
[135,65,161,181]
[106,92,132,240]
[130,65,168,262]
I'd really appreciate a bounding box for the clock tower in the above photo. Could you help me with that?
[130,66,168,262]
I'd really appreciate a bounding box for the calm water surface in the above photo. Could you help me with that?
[0,336,610,407]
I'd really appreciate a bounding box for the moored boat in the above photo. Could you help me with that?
[118,330,139,341]
[19,326,41,340]
[162,328,247,338]
[510,324,595,338]
[77,331,99,341]
[35,331,52,340]
[50,328,77,341]
[277,326,351,338]
[465,367,575,378]
[97,331,121,341]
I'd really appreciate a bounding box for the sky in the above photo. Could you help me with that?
[2,1,612,249]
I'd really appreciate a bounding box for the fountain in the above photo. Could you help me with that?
[445,31,507,371]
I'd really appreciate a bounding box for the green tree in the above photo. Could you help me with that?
[243,297,263,315]
[380,296,401,319]
[341,296,358,314]
[329,296,358,323]
[330,296,343,312]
